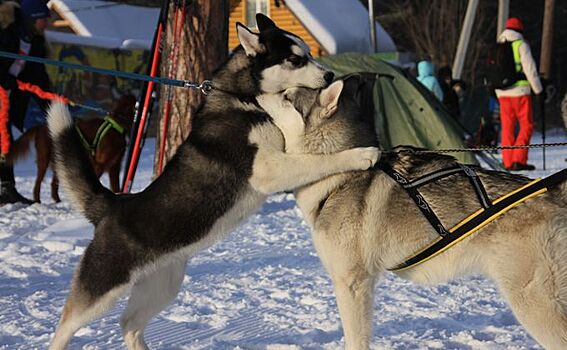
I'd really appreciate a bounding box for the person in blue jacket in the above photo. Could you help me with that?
[417,60,443,101]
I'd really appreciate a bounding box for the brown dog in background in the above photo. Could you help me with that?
[9,94,136,203]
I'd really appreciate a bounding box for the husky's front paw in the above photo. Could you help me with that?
[345,147,381,170]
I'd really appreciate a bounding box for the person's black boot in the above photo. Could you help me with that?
[510,162,536,171]
[0,182,34,206]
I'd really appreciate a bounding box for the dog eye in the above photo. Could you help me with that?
[288,55,305,67]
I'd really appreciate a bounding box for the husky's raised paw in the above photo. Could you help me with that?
[344,147,381,170]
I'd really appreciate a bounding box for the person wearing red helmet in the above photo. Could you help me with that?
[495,17,543,171]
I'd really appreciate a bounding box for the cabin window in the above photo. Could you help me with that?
[246,0,269,28]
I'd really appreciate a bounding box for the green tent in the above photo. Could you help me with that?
[318,53,477,164]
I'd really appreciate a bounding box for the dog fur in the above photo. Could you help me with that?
[259,75,567,349]
[8,94,136,202]
[46,16,379,350]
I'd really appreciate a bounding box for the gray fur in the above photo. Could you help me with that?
[269,76,567,349]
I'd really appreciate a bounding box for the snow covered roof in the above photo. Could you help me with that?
[47,0,159,49]
[45,30,151,49]
[285,0,396,55]
[45,0,396,53]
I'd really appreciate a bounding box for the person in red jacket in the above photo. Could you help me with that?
[0,0,51,205]
[495,17,543,171]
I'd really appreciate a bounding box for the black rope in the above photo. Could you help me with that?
[384,142,567,155]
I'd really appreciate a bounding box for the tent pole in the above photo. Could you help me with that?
[496,0,509,39]
[539,0,555,80]
[539,0,555,170]
[368,0,377,53]
[451,0,479,80]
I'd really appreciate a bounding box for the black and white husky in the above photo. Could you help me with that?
[46,15,379,350]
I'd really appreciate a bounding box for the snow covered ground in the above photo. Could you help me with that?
[1,129,566,349]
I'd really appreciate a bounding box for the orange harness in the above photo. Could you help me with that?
[0,86,10,156]
[0,82,68,156]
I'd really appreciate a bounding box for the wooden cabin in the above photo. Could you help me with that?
[229,0,327,57]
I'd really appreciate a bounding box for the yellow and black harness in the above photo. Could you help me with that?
[380,161,567,272]
[75,116,125,156]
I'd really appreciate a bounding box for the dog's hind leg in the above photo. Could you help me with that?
[33,150,50,203]
[33,160,47,203]
[108,161,121,193]
[51,233,137,349]
[33,124,53,203]
[49,281,129,350]
[51,172,61,203]
[491,233,567,350]
[120,258,187,350]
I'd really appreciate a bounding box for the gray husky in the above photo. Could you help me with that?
[259,75,567,349]
[46,16,379,350]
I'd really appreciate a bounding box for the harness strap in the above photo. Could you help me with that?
[388,168,567,271]
[461,165,492,208]
[381,162,494,234]
[380,163,492,235]
[401,166,463,189]
[380,163,452,237]
[104,116,125,135]
[75,116,125,156]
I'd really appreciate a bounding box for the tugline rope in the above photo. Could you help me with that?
[384,143,567,155]
[0,81,111,156]
[0,51,213,95]
[16,80,111,114]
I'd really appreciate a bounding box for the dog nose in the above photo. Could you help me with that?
[324,72,335,85]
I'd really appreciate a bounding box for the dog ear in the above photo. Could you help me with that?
[236,23,265,57]
[256,13,276,32]
[319,80,344,119]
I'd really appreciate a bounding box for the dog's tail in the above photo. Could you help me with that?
[6,126,39,164]
[47,102,113,224]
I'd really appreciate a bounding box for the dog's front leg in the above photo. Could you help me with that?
[333,273,375,350]
[313,230,375,350]
[250,147,380,194]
